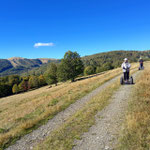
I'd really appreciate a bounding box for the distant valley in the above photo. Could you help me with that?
[0,57,60,76]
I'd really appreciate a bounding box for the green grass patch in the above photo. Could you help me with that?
[16,106,45,122]
[0,129,8,134]
[48,99,59,106]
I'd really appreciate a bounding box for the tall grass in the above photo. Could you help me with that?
[35,79,121,150]
[34,67,140,150]
[0,63,139,149]
[118,67,150,150]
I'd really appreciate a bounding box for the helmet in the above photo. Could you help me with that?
[124,58,128,61]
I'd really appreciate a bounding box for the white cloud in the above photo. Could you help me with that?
[34,42,54,48]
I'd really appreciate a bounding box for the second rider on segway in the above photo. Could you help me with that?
[139,57,144,70]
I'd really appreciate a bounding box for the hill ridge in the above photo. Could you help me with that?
[1,50,150,76]
[0,57,59,76]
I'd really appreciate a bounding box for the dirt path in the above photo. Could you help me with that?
[72,71,140,150]
[6,74,122,150]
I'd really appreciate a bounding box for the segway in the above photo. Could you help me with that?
[138,65,144,70]
[120,76,133,85]
[120,70,134,85]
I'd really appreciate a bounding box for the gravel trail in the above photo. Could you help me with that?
[6,74,122,150]
[73,71,140,150]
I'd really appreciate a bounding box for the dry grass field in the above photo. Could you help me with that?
[118,65,150,150]
[35,76,121,150]
[34,64,142,150]
[0,63,139,148]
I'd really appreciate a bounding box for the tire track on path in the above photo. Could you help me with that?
[73,71,141,150]
[6,74,123,150]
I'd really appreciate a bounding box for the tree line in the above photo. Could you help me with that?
[0,74,47,98]
[0,50,147,98]
[0,51,84,98]
[25,50,150,76]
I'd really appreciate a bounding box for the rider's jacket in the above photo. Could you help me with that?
[139,59,143,64]
[121,62,131,72]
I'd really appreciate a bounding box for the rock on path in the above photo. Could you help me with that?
[6,74,121,150]
[72,72,140,150]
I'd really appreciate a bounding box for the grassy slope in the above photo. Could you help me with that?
[0,67,123,149]
[0,63,139,149]
[118,66,150,150]
[35,78,121,150]
[34,66,139,150]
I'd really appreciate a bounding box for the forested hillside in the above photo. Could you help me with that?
[82,50,150,68]
[0,57,60,76]
[0,59,13,73]
[1,50,150,77]
[25,50,150,76]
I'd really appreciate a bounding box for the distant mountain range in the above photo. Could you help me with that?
[0,57,60,76]
[1,50,150,76]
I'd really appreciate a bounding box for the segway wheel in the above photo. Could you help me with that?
[120,77,124,85]
[130,76,134,84]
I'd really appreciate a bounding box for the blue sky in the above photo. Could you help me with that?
[0,0,150,59]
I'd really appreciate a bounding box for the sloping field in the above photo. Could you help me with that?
[0,63,139,149]
[34,62,150,150]
[34,65,140,150]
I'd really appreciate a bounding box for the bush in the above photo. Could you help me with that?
[28,76,39,89]
[0,83,12,98]
[18,80,28,92]
[84,66,95,75]
[12,84,19,94]
[38,75,47,87]
[102,62,114,71]
[96,66,103,73]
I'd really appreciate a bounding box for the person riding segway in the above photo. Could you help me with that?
[139,57,144,70]
[120,58,133,84]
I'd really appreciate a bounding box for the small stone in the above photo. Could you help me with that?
[105,146,109,149]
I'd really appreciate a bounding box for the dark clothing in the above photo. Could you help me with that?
[140,63,143,68]
[139,59,144,68]
[139,59,143,68]
[124,72,129,80]
[139,59,143,64]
